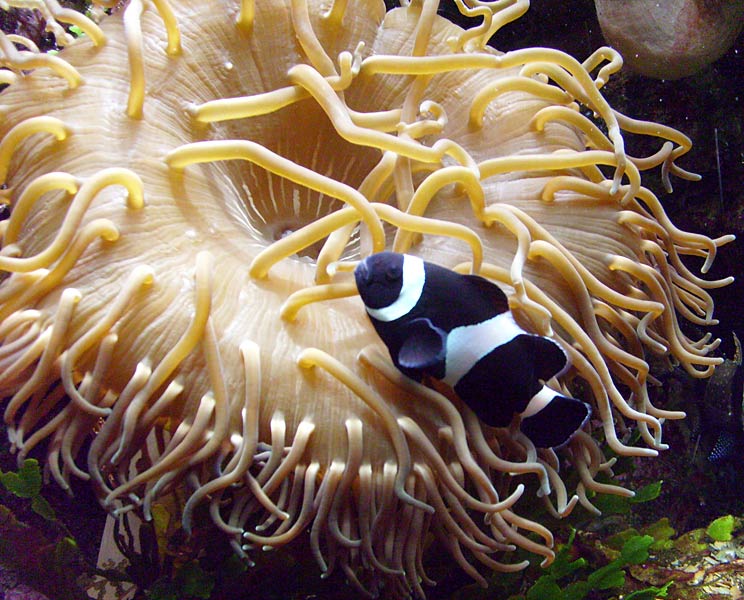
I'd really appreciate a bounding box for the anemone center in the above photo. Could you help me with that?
[220,102,380,261]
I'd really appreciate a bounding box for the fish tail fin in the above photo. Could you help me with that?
[520,391,591,448]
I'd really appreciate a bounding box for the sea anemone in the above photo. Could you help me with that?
[0,0,733,597]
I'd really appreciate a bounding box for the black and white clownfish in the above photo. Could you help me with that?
[354,252,591,448]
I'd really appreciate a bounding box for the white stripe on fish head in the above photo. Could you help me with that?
[366,254,426,322]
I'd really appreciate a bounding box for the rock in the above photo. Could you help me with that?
[594,0,744,79]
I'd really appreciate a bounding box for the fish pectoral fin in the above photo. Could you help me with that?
[398,318,447,371]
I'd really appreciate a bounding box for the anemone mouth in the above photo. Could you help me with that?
[227,149,366,261]
[218,103,379,262]
[0,0,735,598]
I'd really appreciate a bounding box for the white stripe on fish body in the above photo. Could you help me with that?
[365,254,426,322]
[443,311,525,387]
[521,385,558,418]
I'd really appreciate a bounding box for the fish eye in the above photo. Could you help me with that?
[385,265,401,282]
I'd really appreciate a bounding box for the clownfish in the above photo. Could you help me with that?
[354,252,591,448]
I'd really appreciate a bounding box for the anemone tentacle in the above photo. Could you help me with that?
[0,0,732,597]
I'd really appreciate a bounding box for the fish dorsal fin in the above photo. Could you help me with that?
[518,334,569,381]
[398,318,447,371]
[462,274,509,314]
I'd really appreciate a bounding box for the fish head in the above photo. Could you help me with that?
[354,251,405,310]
